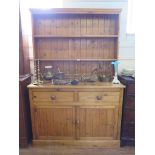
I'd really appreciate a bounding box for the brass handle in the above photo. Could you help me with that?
[96,96,102,100]
[50,96,56,100]
[76,120,80,124]
[33,96,37,98]
[72,120,80,125]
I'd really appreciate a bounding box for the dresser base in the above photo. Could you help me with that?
[32,140,120,148]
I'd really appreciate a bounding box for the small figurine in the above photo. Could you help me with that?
[111,61,120,84]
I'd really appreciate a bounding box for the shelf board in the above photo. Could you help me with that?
[33,35,118,38]
[30,8,121,15]
[32,59,117,61]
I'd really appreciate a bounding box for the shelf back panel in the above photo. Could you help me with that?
[33,14,119,36]
[35,38,117,59]
[39,61,114,77]
[31,9,120,78]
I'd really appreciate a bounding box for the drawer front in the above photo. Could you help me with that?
[79,92,120,103]
[32,91,74,102]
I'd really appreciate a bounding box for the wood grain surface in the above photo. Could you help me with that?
[31,9,120,76]
[20,145,134,155]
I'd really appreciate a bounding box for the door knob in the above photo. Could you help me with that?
[50,96,56,100]
[96,96,102,100]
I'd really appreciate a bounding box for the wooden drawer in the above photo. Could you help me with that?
[79,92,120,103]
[32,91,74,102]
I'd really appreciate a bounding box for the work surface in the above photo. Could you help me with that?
[20,145,135,155]
[28,82,125,89]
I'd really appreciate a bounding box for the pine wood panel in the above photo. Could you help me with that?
[39,61,113,76]
[78,105,117,139]
[31,9,120,77]
[35,38,117,59]
[33,14,119,36]
[33,106,75,139]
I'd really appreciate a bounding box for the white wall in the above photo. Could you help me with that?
[63,0,135,73]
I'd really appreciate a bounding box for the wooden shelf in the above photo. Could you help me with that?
[32,59,117,61]
[31,8,120,75]
[33,35,118,38]
[30,8,121,15]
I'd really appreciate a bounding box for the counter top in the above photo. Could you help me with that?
[27,82,125,89]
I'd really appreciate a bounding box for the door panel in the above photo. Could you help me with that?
[33,106,75,140]
[78,105,118,140]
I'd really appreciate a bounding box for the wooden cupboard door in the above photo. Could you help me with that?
[33,106,75,140]
[77,105,118,140]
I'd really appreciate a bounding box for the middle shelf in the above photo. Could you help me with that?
[33,37,118,60]
[31,58,117,61]
[33,35,118,38]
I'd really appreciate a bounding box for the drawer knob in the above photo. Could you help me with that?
[33,96,37,98]
[50,96,56,100]
[96,96,102,100]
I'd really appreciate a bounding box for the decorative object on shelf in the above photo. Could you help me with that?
[92,63,112,82]
[111,61,120,84]
[37,59,43,84]
[53,67,65,80]
[81,74,98,83]
[98,74,113,82]
[71,79,79,85]
[33,59,43,85]
[43,65,54,80]
[32,60,38,85]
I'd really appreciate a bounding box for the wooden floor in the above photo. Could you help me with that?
[20,145,135,155]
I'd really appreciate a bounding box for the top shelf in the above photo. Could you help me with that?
[30,8,121,15]
[33,35,118,38]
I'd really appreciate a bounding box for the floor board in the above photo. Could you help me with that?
[20,145,135,155]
